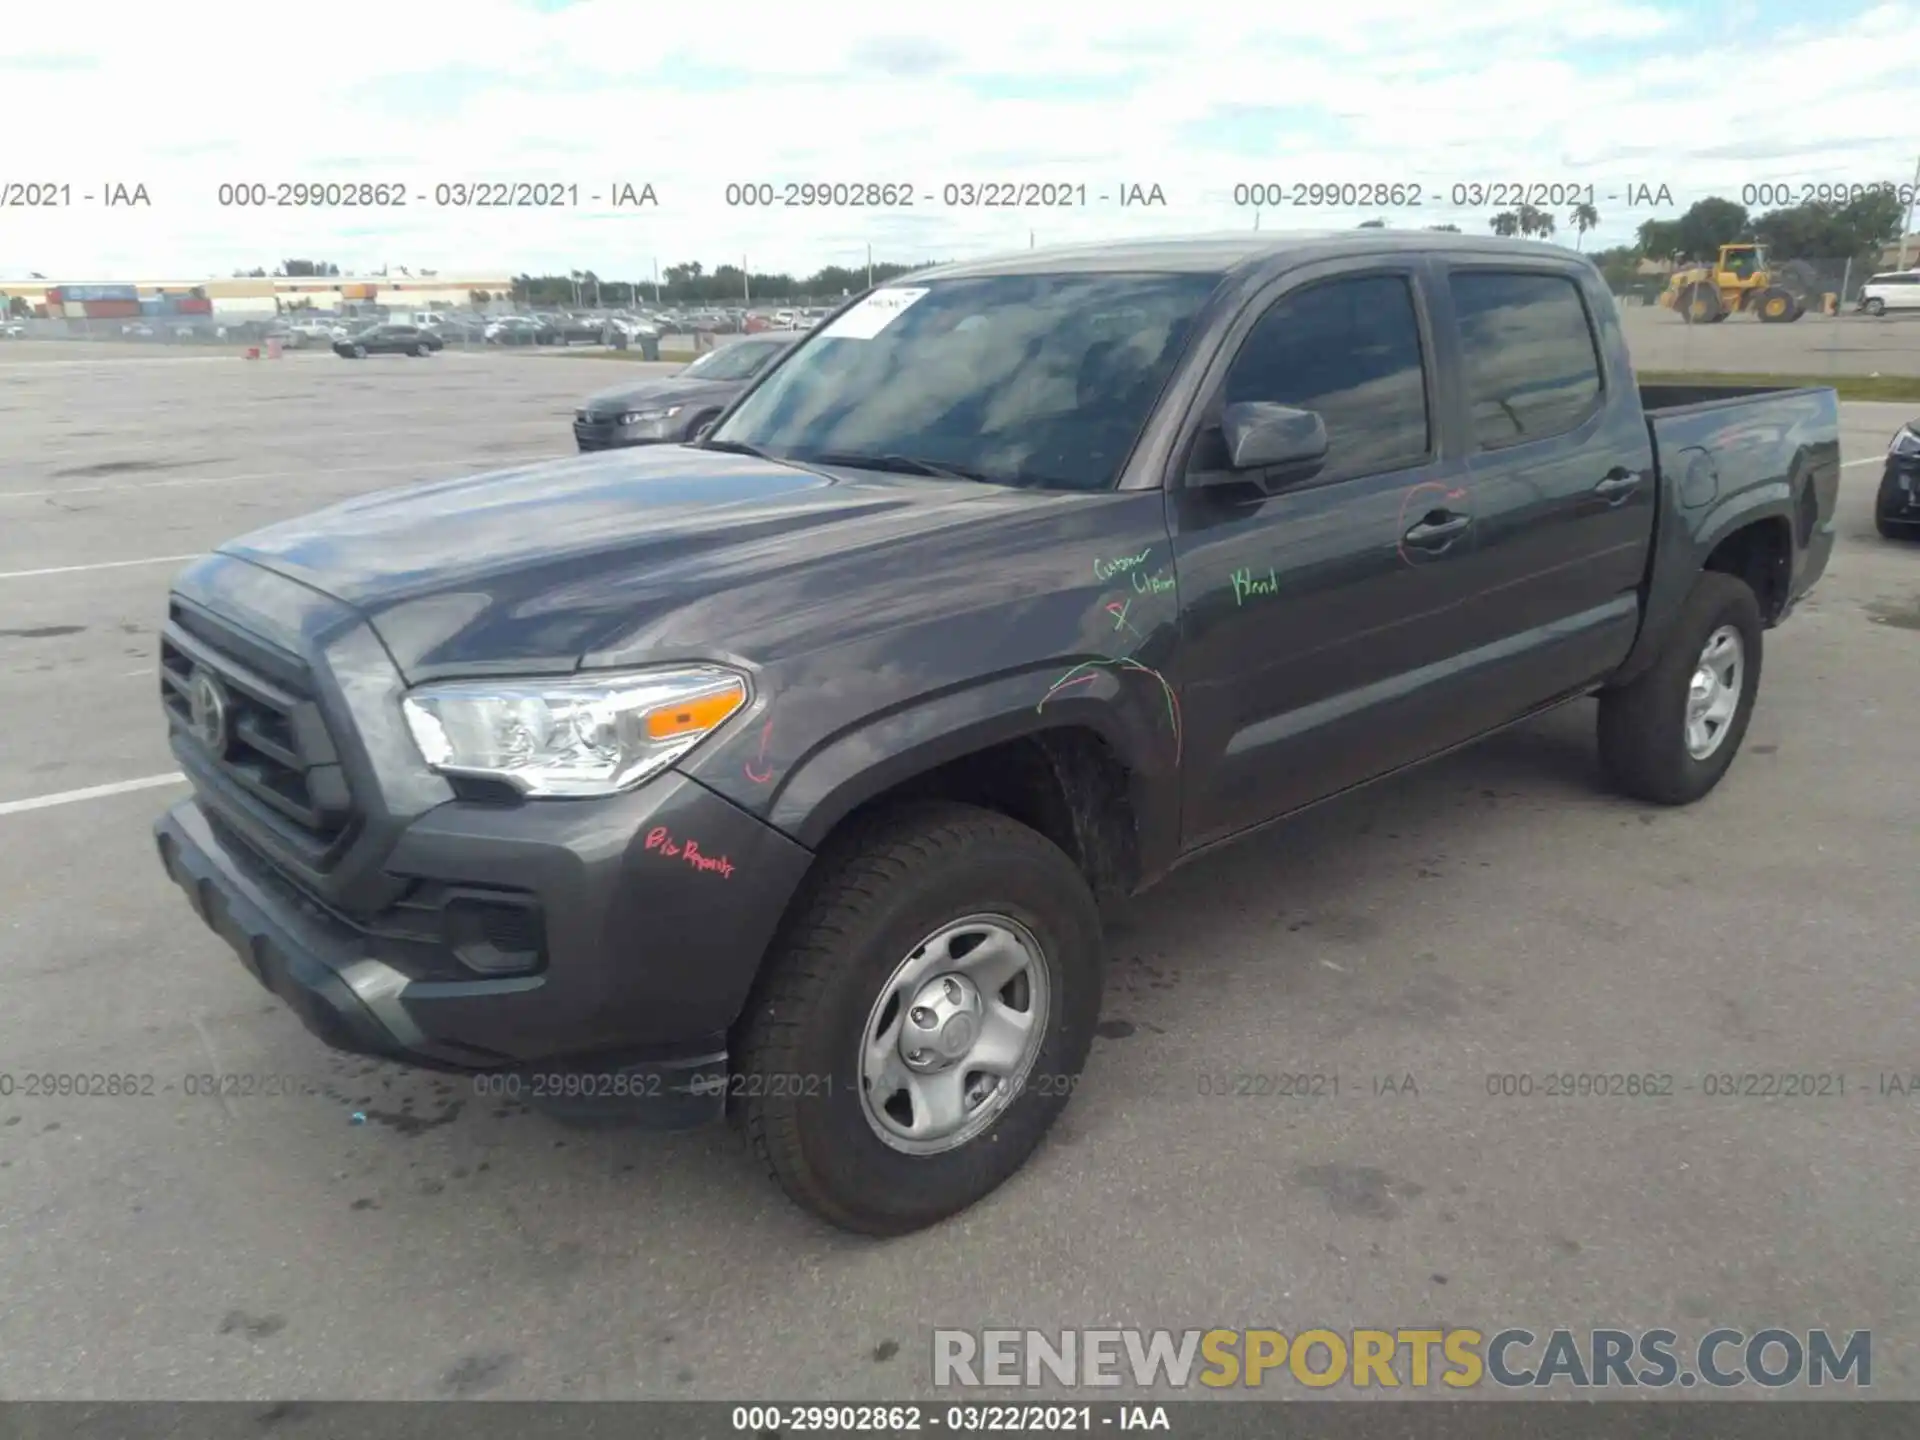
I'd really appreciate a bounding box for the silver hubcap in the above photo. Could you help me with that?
[859,914,1050,1156]
[1685,625,1745,760]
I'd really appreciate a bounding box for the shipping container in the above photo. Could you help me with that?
[83,300,142,319]
[175,297,212,315]
[50,284,139,303]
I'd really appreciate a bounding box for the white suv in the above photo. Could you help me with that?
[1857,271,1920,316]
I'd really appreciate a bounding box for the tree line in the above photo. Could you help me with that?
[223,188,1912,310]
[1586,192,1904,291]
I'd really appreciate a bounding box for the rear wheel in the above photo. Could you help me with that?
[735,802,1103,1235]
[1597,572,1762,805]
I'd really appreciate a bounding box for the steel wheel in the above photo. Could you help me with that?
[1685,625,1744,760]
[858,913,1050,1156]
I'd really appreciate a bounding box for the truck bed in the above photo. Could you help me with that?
[1634,379,1841,636]
[1638,380,1830,414]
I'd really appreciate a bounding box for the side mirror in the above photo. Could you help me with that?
[1221,402,1329,472]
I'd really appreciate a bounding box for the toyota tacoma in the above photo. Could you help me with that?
[153,232,1839,1235]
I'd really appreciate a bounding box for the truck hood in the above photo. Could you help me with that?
[219,446,1017,677]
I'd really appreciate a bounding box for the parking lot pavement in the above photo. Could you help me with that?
[1,353,1916,1400]
[1621,304,1920,376]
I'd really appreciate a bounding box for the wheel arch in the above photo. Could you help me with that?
[766,673,1181,906]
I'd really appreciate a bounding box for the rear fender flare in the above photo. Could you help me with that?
[1616,483,1795,686]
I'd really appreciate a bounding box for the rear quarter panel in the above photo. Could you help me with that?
[1620,386,1839,681]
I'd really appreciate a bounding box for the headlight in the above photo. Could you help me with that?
[621,405,684,425]
[1890,427,1920,457]
[401,666,748,797]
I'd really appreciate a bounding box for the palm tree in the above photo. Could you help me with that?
[1490,210,1520,237]
[1569,202,1600,250]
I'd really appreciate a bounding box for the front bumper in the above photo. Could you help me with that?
[156,763,814,1129]
[1880,456,1920,523]
[573,415,682,451]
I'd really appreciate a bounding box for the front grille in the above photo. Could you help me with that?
[160,601,354,854]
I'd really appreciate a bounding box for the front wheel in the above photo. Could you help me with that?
[351,344,367,358]
[1757,287,1797,323]
[1597,572,1762,805]
[1865,297,1887,317]
[735,802,1103,1235]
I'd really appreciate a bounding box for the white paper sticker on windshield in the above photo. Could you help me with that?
[821,287,930,340]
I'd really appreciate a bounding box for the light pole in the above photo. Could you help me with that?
[1901,154,1920,269]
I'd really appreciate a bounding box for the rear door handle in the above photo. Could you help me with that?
[1594,468,1641,500]
[1402,512,1471,548]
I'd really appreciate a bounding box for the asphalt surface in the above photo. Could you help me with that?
[1620,303,1920,376]
[1,346,1916,1402]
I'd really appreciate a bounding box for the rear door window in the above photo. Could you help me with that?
[1448,271,1604,449]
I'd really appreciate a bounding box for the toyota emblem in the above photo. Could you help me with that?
[186,668,230,754]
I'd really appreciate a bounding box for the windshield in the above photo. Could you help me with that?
[684,340,787,382]
[711,271,1222,490]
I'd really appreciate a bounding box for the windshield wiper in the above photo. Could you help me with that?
[802,450,997,482]
[698,437,771,459]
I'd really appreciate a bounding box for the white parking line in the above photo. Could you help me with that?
[1842,457,1881,468]
[0,554,199,581]
[0,772,186,817]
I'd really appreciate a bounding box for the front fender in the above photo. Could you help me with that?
[765,664,1180,861]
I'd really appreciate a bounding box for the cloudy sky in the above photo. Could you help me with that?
[2,0,1916,282]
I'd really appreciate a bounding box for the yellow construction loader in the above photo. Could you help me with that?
[1658,243,1814,324]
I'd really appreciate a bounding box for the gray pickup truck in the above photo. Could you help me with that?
[153,232,1839,1234]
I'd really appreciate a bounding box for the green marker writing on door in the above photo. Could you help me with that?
[1231,567,1278,605]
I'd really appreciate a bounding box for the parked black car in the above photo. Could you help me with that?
[153,233,1838,1235]
[1876,422,1920,538]
[573,334,800,450]
[333,324,443,358]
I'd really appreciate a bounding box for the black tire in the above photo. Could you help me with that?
[1865,297,1886,317]
[409,344,424,357]
[1680,283,1722,324]
[351,344,366,358]
[1757,287,1795,323]
[735,801,1103,1236]
[1597,572,1763,806]
[684,409,721,441]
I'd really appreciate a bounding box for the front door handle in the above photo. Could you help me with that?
[1402,512,1471,548]
[1594,468,1641,501]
